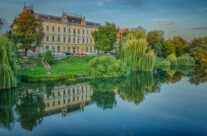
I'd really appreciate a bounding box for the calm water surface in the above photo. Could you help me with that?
[0,67,207,136]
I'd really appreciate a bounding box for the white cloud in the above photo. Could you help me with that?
[97,1,103,6]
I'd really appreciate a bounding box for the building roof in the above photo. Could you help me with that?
[36,13,100,27]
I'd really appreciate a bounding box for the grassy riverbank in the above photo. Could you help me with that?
[20,56,95,82]
[19,55,165,82]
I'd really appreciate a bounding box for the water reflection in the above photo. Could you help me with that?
[0,65,207,132]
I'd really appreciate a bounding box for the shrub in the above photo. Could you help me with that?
[44,50,53,65]
[177,54,195,66]
[161,60,171,67]
[167,54,177,66]
[89,55,127,77]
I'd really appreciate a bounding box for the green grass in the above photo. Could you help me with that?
[20,56,96,82]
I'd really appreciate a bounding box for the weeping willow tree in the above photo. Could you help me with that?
[0,36,17,89]
[120,30,156,71]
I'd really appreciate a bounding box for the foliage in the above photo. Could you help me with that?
[191,37,207,64]
[12,9,44,55]
[162,40,176,57]
[120,30,156,71]
[44,50,53,65]
[0,36,17,89]
[92,22,119,51]
[173,36,187,57]
[89,55,127,77]
[167,54,177,66]
[119,71,155,104]
[176,54,195,66]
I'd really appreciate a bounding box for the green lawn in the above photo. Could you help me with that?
[20,55,165,82]
[20,56,95,82]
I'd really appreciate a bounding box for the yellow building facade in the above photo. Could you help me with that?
[23,6,100,54]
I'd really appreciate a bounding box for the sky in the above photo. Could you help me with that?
[0,0,207,41]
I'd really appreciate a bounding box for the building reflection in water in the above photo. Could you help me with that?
[17,82,93,118]
[44,83,93,116]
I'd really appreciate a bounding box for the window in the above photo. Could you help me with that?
[46,35,49,41]
[58,91,60,96]
[82,30,84,34]
[77,47,79,52]
[77,38,79,43]
[58,27,60,32]
[64,46,65,52]
[52,36,54,42]
[90,47,92,52]
[68,46,71,52]
[47,94,50,99]
[58,100,60,105]
[78,29,80,34]
[87,30,88,35]
[52,92,55,97]
[63,37,65,42]
[63,99,65,104]
[47,103,49,108]
[82,38,84,44]
[68,89,70,95]
[57,46,60,52]
[86,47,88,52]
[58,36,60,42]
[46,46,49,51]
[52,46,55,52]
[63,90,65,95]
[73,38,75,44]
[77,96,79,100]
[52,26,55,32]
[64,27,66,33]
[53,101,55,107]
[68,37,70,43]
[91,39,93,43]
[68,98,70,103]
[86,38,88,43]
[68,28,70,33]
[73,29,76,34]
[46,25,49,31]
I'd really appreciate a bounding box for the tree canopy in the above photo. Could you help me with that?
[12,9,44,55]
[92,22,119,52]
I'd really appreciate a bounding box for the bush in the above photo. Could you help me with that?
[161,60,171,67]
[167,54,177,66]
[89,55,127,77]
[177,54,195,66]
[44,50,53,65]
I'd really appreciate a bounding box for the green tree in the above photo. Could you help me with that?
[191,37,207,64]
[147,30,164,57]
[92,22,119,51]
[0,36,17,89]
[162,40,176,57]
[120,30,156,71]
[173,36,187,56]
[12,8,44,55]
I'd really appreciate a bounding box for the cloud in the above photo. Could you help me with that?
[97,1,103,6]
[202,8,207,10]
[190,26,207,30]
[154,18,178,27]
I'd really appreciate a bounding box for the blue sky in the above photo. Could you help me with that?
[0,0,207,41]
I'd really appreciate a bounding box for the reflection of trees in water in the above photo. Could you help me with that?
[189,64,207,85]
[119,71,155,104]
[15,92,45,131]
[0,88,18,130]
[90,78,122,110]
